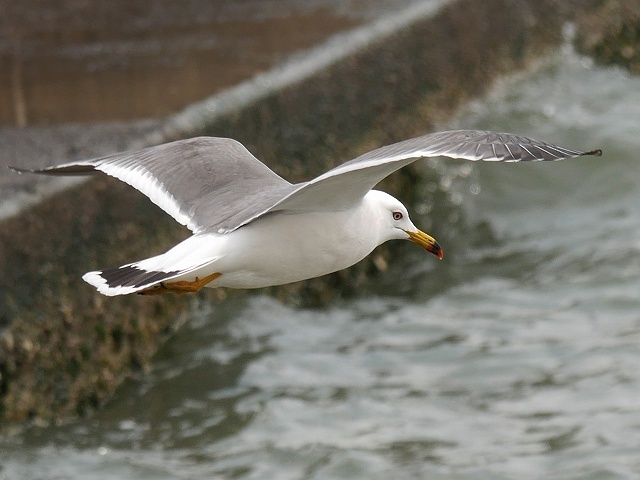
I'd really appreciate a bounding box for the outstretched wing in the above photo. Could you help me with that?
[12,137,296,234]
[265,130,602,213]
[12,130,601,234]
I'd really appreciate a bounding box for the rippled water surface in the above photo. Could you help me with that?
[2,49,640,479]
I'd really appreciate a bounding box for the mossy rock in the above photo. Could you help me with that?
[576,0,640,73]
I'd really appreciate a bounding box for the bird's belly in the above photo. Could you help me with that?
[213,239,364,289]
[209,210,377,289]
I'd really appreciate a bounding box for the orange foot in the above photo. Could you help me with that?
[138,272,222,296]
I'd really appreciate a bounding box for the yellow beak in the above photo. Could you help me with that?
[405,229,444,260]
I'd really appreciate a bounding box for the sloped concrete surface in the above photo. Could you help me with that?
[0,0,603,427]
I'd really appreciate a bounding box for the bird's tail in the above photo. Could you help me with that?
[83,254,218,296]
[82,264,185,296]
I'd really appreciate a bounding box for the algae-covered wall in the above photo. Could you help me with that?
[0,0,603,427]
[576,0,640,73]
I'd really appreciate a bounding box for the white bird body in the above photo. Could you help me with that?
[84,190,417,295]
[11,130,601,296]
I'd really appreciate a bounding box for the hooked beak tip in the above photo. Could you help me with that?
[405,229,444,260]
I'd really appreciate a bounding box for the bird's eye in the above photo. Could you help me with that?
[392,211,403,221]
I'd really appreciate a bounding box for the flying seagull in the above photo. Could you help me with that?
[11,130,601,296]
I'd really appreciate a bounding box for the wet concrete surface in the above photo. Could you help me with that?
[0,0,606,426]
[0,0,417,126]
[0,0,421,220]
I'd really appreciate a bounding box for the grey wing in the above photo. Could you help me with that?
[265,129,602,212]
[12,137,296,234]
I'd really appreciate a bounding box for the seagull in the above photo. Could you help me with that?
[11,130,601,296]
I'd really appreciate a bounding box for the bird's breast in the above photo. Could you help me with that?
[214,207,379,288]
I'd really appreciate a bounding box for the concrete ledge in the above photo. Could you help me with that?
[0,0,601,427]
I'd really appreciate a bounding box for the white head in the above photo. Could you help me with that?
[366,190,443,259]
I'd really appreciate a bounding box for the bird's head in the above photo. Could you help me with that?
[368,190,443,260]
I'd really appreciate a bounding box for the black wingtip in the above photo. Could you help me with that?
[8,165,49,174]
[8,165,28,174]
[7,164,98,176]
[582,149,603,157]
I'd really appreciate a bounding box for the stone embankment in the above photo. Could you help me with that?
[0,0,607,427]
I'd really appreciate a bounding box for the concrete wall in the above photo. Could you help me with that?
[0,0,603,427]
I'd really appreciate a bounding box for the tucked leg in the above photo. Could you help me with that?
[138,272,222,295]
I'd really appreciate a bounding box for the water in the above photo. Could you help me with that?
[3,50,640,479]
